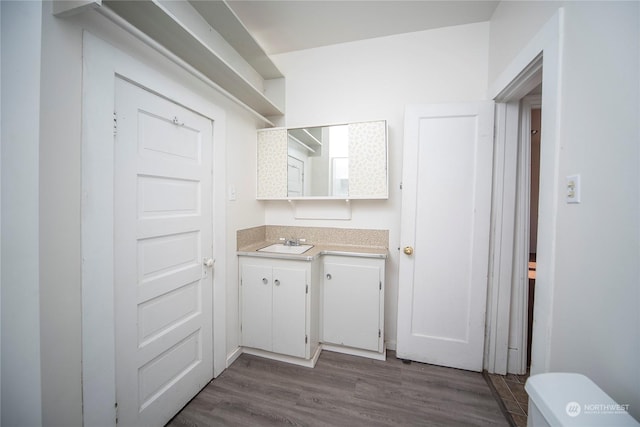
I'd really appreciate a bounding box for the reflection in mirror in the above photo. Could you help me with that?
[287,125,351,197]
[256,120,387,199]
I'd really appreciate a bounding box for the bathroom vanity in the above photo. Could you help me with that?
[239,256,322,367]
[237,226,387,367]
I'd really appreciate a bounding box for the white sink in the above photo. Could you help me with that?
[258,243,314,255]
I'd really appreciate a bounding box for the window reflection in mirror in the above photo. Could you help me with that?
[287,125,349,197]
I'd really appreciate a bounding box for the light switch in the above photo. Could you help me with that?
[566,174,581,204]
[228,185,237,201]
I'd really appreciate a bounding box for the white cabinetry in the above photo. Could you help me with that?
[240,257,320,366]
[322,256,385,359]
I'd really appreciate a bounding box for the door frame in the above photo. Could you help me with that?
[484,9,564,375]
[81,31,227,426]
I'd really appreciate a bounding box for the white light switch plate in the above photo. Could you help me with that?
[566,174,581,204]
[228,185,237,201]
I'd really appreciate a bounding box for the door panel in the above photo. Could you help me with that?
[397,102,494,372]
[272,267,307,358]
[138,176,200,216]
[138,281,200,344]
[138,110,201,161]
[138,330,202,410]
[287,155,304,197]
[115,78,213,426]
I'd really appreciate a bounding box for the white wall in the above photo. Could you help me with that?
[225,113,265,356]
[1,1,44,425]
[490,1,640,419]
[13,2,264,424]
[270,22,490,349]
[488,1,560,84]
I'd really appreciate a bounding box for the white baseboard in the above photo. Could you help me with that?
[242,346,322,368]
[226,346,243,368]
[230,342,392,370]
[321,343,386,361]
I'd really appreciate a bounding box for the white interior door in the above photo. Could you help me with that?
[397,102,494,372]
[114,78,214,426]
[287,155,304,197]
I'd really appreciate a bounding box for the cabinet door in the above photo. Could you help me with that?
[323,262,380,351]
[272,267,307,358]
[241,264,273,351]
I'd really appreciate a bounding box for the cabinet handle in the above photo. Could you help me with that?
[274,279,280,286]
[326,273,332,280]
[262,278,268,284]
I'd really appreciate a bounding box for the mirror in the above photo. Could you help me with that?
[257,120,387,199]
[287,125,349,197]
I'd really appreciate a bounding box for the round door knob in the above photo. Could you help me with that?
[262,278,268,284]
[203,258,214,268]
[403,246,414,255]
[274,279,280,286]
[326,274,332,280]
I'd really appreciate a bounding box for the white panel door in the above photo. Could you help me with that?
[323,262,381,351]
[272,267,307,358]
[114,78,214,426]
[397,102,494,372]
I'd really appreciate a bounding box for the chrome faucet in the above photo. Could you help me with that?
[280,237,305,246]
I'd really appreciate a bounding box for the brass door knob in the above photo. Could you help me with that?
[403,246,414,255]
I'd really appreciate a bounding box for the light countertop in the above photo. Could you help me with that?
[237,241,388,261]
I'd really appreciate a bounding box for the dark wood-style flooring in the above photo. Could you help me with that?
[168,350,510,426]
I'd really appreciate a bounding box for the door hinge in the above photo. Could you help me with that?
[115,401,118,424]
[305,284,308,294]
[379,281,382,290]
[399,181,403,190]
[113,111,118,136]
[378,329,381,338]
[305,335,308,344]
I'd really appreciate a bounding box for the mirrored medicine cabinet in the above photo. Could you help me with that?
[257,120,388,200]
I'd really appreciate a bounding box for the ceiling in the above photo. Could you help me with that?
[226,0,500,55]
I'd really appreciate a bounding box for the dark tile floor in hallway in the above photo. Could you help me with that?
[487,372,530,427]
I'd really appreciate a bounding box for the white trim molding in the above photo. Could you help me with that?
[485,8,564,376]
[81,31,227,426]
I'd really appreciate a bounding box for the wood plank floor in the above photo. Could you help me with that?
[168,350,510,426]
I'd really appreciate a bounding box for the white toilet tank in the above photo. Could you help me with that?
[525,373,638,426]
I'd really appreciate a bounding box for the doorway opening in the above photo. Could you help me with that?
[486,89,543,427]
[506,94,542,375]
[526,104,541,369]
[506,93,542,375]
[485,6,562,395]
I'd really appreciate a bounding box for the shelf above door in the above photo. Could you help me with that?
[102,0,285,119]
